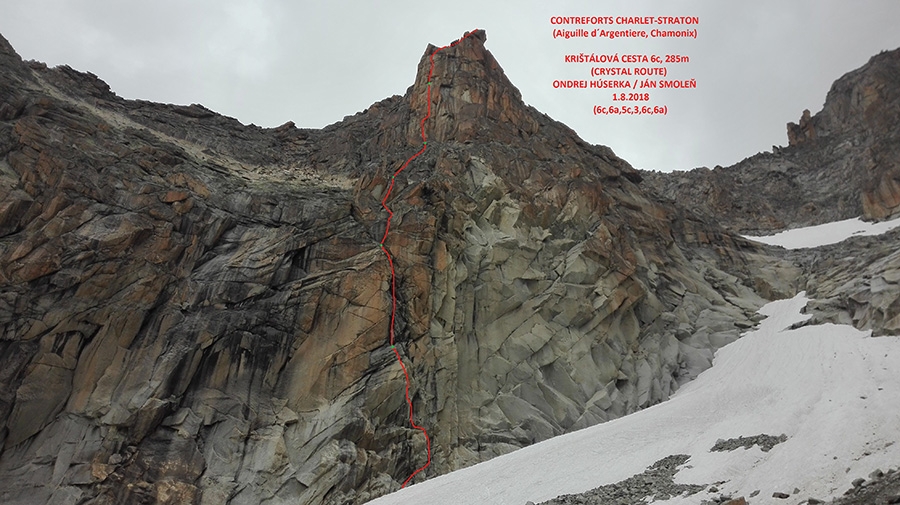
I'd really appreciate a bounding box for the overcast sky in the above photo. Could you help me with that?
[2,0,899,172]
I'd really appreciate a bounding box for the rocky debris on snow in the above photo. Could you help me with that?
[535,455,706,505]
[699,494,745,505]
[829,467,900,505]
[753,467,900,505]
[710,434,788,453]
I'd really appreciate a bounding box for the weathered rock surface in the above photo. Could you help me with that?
[0,30,768,505]
[642,48,900,235]
[783,227,900,337]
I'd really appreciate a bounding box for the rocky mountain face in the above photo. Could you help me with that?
[0,29,796,505]
[642,48,900,235]
[642,47,900,342]
[786,226,900,337]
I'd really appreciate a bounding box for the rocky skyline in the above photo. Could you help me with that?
[3,1,900,171]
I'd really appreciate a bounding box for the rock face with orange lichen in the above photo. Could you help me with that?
[0,30,774,505]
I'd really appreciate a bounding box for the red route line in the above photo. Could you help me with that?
[378,29,479,489]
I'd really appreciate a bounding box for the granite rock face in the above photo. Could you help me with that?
[782,227,900,337]
[642,48,900,234]
[0,30,766,505]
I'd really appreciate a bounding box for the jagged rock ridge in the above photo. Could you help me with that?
[1,30,771,505]
[642,47,900,235]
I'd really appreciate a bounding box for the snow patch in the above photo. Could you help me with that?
[743,215,900,249]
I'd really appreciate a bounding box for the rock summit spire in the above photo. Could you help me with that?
[408,29,538,143]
